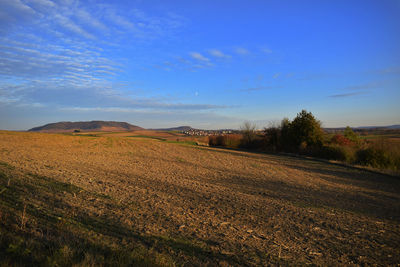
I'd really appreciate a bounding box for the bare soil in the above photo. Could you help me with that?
[0,131,399,266]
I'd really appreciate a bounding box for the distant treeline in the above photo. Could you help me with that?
[209,110,400,172]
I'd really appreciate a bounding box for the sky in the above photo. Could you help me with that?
[0,0,399,130]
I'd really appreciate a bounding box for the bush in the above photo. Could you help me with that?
[330,134,353,146]
[208,134,242,148]
[240,135,264,150]
[344,126,359,143]
[316,145,355,162]
[208,136,219,146]
[355,147,393,169]
[224,134,242,148]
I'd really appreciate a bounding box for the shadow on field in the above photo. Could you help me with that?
[135,147,400,222]
[0,163,247,266]
[142,167,400,224]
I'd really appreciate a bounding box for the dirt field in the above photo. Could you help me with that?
[0,131,399,266]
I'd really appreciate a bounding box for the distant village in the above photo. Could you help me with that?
[182,129,240,136]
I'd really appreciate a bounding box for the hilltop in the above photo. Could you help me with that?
[28,121,143,132]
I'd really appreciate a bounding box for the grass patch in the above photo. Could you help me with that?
[176,157,186,163]
[128,135,166,141]
[74,134,100,137]
[0,161,15,170]
[128,135,197,146]
[165,140,197,146]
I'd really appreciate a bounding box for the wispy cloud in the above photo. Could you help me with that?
[261,47,272,54]
[0,0,36,30]
[241,86,283,92]
[53,13,96,39]
[0,37,119,80]
[234,47,249,55]
[372,67,400,75]
[190,52,210,62]
[343,82,380,91]
[0,0,185,42]
[0,0,192,116]
[208,49,231,59]
[329,91,368,98]
[297,73,330,81]
[61,103,227,112]
[75,8,109,33]
[273,73,280,79]
[0,79,228,112]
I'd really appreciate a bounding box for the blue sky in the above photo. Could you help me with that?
[0,0,399,130]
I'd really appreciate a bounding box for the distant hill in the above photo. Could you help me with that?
[28,121,143,132]
[356,125,400,130]
[387,125,400,129]
[153,126,194,131]
[324,125,400,133]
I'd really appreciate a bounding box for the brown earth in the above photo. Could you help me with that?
[0,131,399,266]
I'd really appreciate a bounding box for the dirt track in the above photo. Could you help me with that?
[0,131,399,265]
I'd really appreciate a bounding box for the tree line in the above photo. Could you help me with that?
[209,110,400,172]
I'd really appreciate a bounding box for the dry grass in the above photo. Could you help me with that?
[0,130,399,265]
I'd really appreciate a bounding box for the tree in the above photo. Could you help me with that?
[280,117,292,150]
[240,121,257,148]
[263,119,291,151]
[290,110,323,149]
[263,122,281,151]
[344,126,358,143]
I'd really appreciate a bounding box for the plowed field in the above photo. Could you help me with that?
[0,131,399,266]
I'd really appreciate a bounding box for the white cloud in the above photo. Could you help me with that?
[106,10,136,31]
[234,47,249,55]
[0,37,119,79]
[29,0,55,8]
[75,8,109,33]
[0,0,217,128]
[273,73,280,79]
[53,14,96,39]
[0,0,36,29]
[208,49,231,59]
[190,52,210,62]
[261,47,272,54]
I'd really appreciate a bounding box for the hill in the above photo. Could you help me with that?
[28,121,143,132]
[153,126,193,131]
[325,124,400,132]
[356,124,400,130]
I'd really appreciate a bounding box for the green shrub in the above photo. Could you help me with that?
[344,126,359,143]
[355,147,393,169]
[316,145,355,162]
